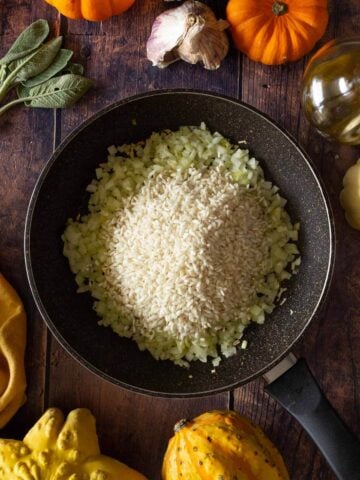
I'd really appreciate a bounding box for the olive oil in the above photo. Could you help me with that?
[302,37,360,145]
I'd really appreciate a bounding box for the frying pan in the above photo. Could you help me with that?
[25,90,360,479]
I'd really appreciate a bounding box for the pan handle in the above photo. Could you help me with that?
[265,358,360,480]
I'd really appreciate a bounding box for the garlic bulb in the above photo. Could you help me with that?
[146,1,229,70]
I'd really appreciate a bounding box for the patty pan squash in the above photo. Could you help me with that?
[340,159,360,230]
[0,408,147,479]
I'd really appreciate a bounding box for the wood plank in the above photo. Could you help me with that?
[0,2,57,436]
[45,2,237,478]
[235,1,360,479]
[64,0,230,35]
[57,0,238,137]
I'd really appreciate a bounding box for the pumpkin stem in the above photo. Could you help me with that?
[174,419,188,433]
[272,2,288,16]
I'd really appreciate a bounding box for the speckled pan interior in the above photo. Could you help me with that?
[25,90,335,397]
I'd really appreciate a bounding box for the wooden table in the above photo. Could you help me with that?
[1,1,359,478]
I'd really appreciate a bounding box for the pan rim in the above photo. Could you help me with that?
[24,88,336,397]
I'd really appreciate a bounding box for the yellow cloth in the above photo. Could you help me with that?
[0,274,26,427]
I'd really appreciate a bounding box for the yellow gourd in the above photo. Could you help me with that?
[0,273,26,428]
[162,410,289,480]
[340,159,360,230]
[0,408,147,480]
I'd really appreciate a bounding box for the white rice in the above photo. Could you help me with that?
[63,124,300,366]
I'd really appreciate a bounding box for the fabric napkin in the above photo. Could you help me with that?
[0,273,27,427]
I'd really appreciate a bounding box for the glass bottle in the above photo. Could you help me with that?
[302,37,360,145]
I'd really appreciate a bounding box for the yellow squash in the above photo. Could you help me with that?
[0,408,147,479]
[340,159,360,230]
[162,410,289,480]
[0,274,26,428]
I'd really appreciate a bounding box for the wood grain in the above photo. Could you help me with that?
[0,0,359,479]
[0,0,57,437]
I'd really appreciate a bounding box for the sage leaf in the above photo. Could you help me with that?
[61,62,85,76]
[0,19,50,65]
[11,37,63,82]
[17,74,93,108]
[23,49,73,88]
[0,65,6,83]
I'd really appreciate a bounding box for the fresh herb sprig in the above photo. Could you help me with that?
[0,19,92,118]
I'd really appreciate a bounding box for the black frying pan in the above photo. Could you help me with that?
[25,90,360,479]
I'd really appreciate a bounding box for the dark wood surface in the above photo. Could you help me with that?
[0,1,359,478]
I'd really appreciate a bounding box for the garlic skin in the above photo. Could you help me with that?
[146,4,190,68]
[146,1,229,70]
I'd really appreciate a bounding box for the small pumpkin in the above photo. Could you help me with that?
[0,408,147,479]
[162,410,289,480]
[45,0,135,21]
[226,0,329,65]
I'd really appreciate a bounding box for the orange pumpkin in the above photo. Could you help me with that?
[226,0,329,65]
[45,0,135,21]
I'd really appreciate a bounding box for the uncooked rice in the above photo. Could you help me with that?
[63,124,300,366]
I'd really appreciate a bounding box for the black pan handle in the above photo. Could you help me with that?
[265,358,360,480]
